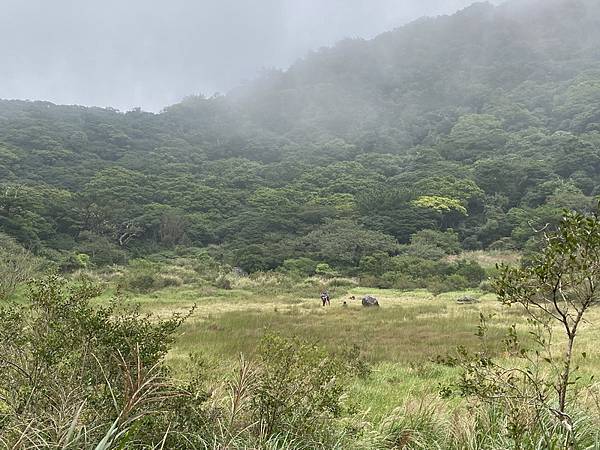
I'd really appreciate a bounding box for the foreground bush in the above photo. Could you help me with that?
[252,334,348,445]
[0,275,212,449]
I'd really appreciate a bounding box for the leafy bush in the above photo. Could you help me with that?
[119,260,183,293]
[328,276,359,287]
[0,232,44,299]
[360,274,389,289]
[389,255,451,279]
[362,255,485,294]
[75,231,127,266]
[380,272,420,290]
[427,274,469,295]
[454,259,486,284]
[214,273,233,290]
[0,275,208,449]
[488,237,517,251]
[315,262,338,277]
[121,267,157,292]
[478,279,494,293]
[252,333,349,445]
[155,273,184,289]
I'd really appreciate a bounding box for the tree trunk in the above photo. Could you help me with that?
[558,333,576,450]
[558,334,574,414]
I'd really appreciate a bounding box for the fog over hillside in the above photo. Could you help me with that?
[0,0,499,111]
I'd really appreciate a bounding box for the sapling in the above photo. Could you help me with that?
[495,210,600,448]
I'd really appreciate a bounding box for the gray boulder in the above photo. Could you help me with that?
[362,295,379,307]
[456,295,479,304]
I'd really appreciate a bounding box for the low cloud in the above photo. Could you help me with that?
[0,0,499,111]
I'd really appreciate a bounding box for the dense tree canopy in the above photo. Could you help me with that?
[1,0,599,272]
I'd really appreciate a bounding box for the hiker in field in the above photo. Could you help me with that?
[320,291,330,306]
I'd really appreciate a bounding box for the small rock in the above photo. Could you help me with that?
[456,295,479,304]
[362,295,380,307]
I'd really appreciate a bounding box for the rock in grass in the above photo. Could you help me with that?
[456,295,479,304]
[362,295,379,307]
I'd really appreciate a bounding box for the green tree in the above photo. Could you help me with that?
[443,114,507,161]
[299,219,398,267]
[456,210,600,448]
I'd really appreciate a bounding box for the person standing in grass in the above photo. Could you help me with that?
[320,291,330,306]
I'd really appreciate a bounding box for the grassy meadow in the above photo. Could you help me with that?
[110,274,600,424]
[5,247,600,448]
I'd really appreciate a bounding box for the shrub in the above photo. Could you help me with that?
[328,276,359,287]
[478,279,494,293]
[75,231,127,266]
[358,251,393,276]
[119,260,189,293]
[389,255,451,279]
[122,269,157,293]
[0,233,43,299]
[214,273,233,290]
[315,262,338,277]
[488,237,516,251]
[60,252,89,271]
[461,235,483,250]
[360,274,383,288]
[252,333,349,445]
[381,272,420,290]
[154,274,184,289]
[0,275,208,449]
[188,248,224,279]
[453,260,486,285]
[409,229,462,255]
[427,274,469,295]
[446,274,470,291]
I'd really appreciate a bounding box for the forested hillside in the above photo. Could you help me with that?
[2,0,600,275]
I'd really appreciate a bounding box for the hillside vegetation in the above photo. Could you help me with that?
[1,0,600,280]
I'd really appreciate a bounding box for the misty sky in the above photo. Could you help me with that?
[1,0,498,112]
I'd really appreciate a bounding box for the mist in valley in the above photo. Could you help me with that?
[1,0,500,111]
